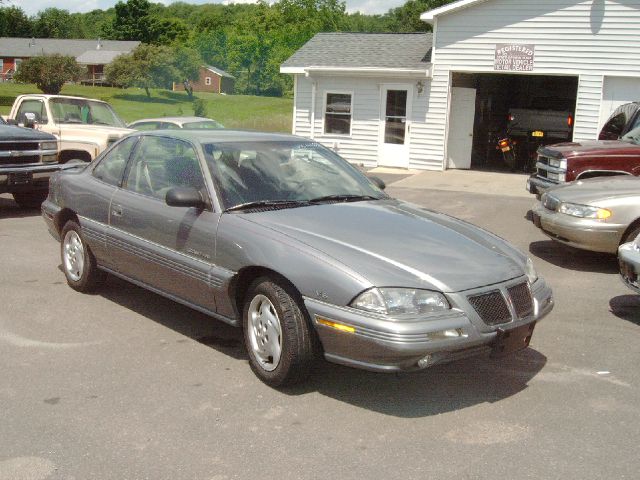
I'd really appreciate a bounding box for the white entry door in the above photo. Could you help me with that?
[379,85,412,168]
[447,87,476,169]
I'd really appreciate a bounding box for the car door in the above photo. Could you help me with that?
[82,135,139,268]
[108,135,220,312]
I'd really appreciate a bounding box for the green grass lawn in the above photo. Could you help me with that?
[0,83,293,133]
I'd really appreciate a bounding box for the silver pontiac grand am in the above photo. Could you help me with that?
[42,130,554,386]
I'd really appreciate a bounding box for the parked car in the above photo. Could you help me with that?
[618,235,640,293]
[531,175,640,253]
[0,121,59,208]
[7,94,134,163]
[599,102,640,140]
[508,97,574,142]
[128,116,224,131]
[527,125,640,196]
[42,130,554,386]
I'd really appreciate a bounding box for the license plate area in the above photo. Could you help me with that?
[500,146,511,152]
[491,322,536,358]
[531,130,544,137]
[8,172,33,185]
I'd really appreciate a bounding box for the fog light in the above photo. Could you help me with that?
[428,328,467,340]
[417,355,433,369]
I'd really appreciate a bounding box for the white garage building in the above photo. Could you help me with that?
[281,0,640,170]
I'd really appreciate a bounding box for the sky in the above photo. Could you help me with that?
[13,0,408,17]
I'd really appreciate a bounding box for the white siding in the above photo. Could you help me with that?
[293,75,432,168]
[428,0,640,166]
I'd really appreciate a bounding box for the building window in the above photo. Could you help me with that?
[324,92,352,135]
[0,59,4,72]
[14,58,22,71]
[205,77,212,86]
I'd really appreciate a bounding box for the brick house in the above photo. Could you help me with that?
[0,37,139,84]
[173,65,235,94]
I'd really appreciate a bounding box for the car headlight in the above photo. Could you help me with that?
[558,202,611,219]
[525,257,538,284]
[548,158,567,170]
[350,287,450,316]
[40,141,58,151]
[546,171,566,182]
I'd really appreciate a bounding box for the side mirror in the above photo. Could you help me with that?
[23,112,37,129]
[368,175,386,190]
[5,118,17,126]
[165,187,205,209]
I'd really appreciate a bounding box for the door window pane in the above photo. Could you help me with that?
[125,136,205,200]
[384,90,407,145]
[93,136,138,186]
[16,99,48,124]
[325,93,352,135]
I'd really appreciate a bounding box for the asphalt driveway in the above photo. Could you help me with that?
[0,172,638,479]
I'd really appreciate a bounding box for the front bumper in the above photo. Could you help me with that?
[618,242,640,293]
[531,202,624,254]
[527,174,559,196]
[0,163,65,194]
[304,277,553,373]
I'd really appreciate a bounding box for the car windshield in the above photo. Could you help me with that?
[183,120,224,129]
[621,125,640,144]
[50,98,126,128]
[203,140,387,210]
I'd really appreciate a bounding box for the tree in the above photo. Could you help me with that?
[14,55,85,95]
[34,8,81,38]
[105,44,201,97]
[105,0,154,42]
[0,6,33,37]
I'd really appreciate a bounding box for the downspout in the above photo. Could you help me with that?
[292,75,298,135]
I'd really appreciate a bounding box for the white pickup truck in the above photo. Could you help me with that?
[7,94,134,163]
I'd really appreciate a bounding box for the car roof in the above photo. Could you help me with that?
[129,116,218,125]
[130,129,310,144]
[16,94,109,103]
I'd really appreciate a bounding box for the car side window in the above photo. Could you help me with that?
[124,136,206,202]
[16,99,48,124]
[92,136,138,186]
[132,122,160,131]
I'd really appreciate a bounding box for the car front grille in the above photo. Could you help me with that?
[0,142,40,151]
[536,154,559,184]
[468,282,533,326]
[507,283,534,318]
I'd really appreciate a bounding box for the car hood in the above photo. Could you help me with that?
[543,140,640,157]
[546,175,640,203]
[0,124,56,141]
[240,199,526,293]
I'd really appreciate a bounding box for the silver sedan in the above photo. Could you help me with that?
[531,176,640,253]
[42,130,553,387]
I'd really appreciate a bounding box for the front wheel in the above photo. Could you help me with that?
[243,277,315,387]
[61,220,106,292]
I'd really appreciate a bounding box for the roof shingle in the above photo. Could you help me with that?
[282,33,433,71]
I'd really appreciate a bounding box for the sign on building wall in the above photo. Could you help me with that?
[494,44,535,71]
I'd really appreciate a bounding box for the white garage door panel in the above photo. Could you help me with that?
[599,77,640,130]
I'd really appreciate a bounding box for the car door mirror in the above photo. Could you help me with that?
[368,175,386,190]
[23,112,37,129]
[165,187,205,209]
[6,118,17,126]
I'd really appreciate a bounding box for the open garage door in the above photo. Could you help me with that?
[450,72,578,172]
[599,76,640,130]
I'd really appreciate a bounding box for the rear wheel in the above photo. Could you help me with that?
[243,277,315,387]
[61,220,106,292]
[12,190,48,209]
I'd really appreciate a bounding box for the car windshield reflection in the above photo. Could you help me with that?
[203,140,387,211]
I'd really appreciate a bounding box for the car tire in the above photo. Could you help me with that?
[60,220,106,292]
[242,277,315,387]
[12,190,48,209]
[623,224,640,245]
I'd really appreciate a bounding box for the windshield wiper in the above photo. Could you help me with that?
[309,194,382,204]
[225,199,310,212]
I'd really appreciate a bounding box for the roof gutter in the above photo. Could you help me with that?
[280,66,432,78]
[420,0,489,24]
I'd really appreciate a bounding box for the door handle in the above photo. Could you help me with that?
[111,205,123,217]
